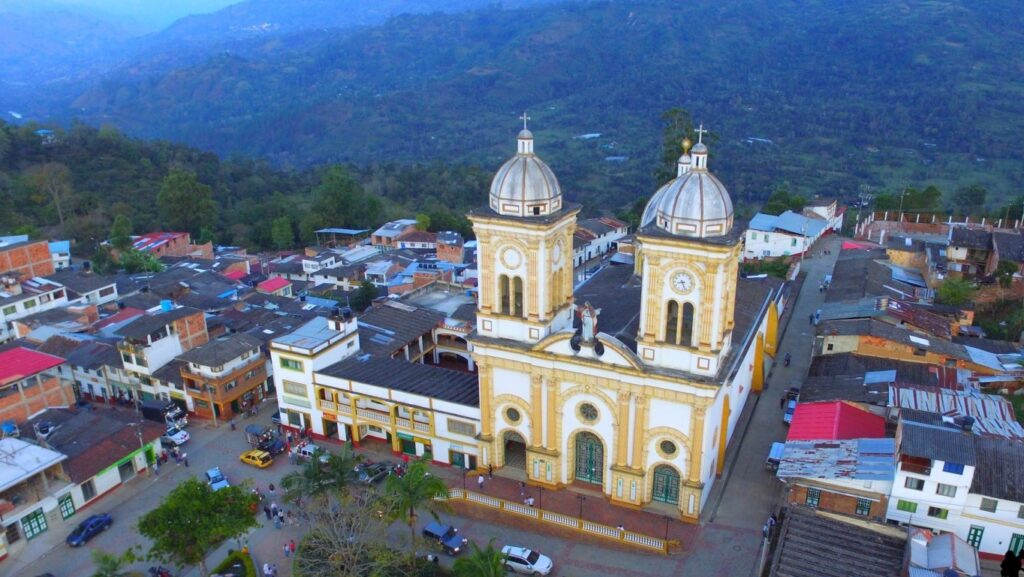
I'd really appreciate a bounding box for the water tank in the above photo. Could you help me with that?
[160,299,173,312]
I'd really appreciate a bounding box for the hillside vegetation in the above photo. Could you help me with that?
[10,0,1022,213]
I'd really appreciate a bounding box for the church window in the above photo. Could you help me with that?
[499,275,511,314]
[665,301,679,343]
[513,277,524,317]
[681,303,695,347]
[505,407,521,423]
[578,403,598,423]
[659,440,677,456]
[532,206,541,215]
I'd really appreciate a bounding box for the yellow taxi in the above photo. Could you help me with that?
[240,449,273,469]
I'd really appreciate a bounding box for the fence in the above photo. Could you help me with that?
[440,488,679,554]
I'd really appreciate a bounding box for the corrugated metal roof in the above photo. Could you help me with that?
[889,385,1024,439]
[900,420,977,465]
[777,438,895,481]
[787,401,886,441]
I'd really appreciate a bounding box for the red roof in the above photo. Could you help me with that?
[787,401,885,441]
[223,270,246,281]
[92,307,144,330]
[257,277,291,293]
[0,347,65,386]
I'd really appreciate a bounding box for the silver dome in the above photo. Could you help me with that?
[489,130,563,217]
[640,143,733,238]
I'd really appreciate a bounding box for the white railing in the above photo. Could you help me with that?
[356,408,390,424]
[437,487,677,553]
[413,421,431,433]
[317,399,336,411]
[396,418,411,429]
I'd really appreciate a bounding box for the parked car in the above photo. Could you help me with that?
[357,462,390,485]
[161,426,190,446]
[240,449,273,469]
[292,443,329,463]
[422,521,468,555]
[271,412,282,426]
[501,545,553,575]
[66,514,112,546]
[783,399,798,425]
[206,467,230,491]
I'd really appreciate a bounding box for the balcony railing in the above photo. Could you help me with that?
[356,408,390,424]
[396,417,412,429]
[413,421,431,434]
[318,399,336,411]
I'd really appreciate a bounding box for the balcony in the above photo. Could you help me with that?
[413,421,431,434]
[318,399,336,411]
[356,408,390,424]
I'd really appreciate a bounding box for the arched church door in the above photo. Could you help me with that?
[574,432,604,484]
[652,465,681,504]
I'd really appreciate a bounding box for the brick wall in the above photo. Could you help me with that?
[0,375,75,423]
[174,312,209,352]
[0,241,55,277]
[788,484,888,521]
[437,242,464,264]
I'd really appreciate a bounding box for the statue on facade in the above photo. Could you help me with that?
[576,301,602,343]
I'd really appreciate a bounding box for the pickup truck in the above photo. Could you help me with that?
[422,521,468,555]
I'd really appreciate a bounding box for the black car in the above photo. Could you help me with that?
[357,462,391,484]
[67,514,112,546]
[257,436,286,455]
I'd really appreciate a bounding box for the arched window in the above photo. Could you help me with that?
[513,277,524,317]
[682,302,695,347]
[665,301,679,343]
[499,275,511,314]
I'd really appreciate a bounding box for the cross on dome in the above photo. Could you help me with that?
[695,123,708,144]
[520,112,531,131]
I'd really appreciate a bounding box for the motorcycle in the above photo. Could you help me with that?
[784,353,791,367]
[149,567,172,577]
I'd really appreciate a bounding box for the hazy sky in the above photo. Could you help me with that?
[60,0,242,30]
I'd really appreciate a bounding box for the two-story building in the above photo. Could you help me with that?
[45,269,118,307]
[178,333,268,420]
[371,219,418,252]
[0,438,70,562]
[743,211,828,261]
[0,347,74,423]
[256,277,293,298]
[0,277,69,342]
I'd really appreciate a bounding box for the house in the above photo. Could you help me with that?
[371,219,418,251]
[256,277,292,297]
[767,505,906,577]
[0,277,69,342]
[0,438,70,561]
[395,230,437,251]
[436,231,465,264]
[270,312,481,468]
[47,240,71,271]
[178,333,268,420]
[946,226,992,278]
[905,528,981,577]
[991,230,1024,276]
[36,337,127,405]
[0,237,55,278]
[357,301,444,362]
[45,269,118,306]
[9,303,98,342]
[301,251,338,275]
[0,347,73,423]
[130,232,213,260]
[777,438,895,521]
[786,401,887,441]
[802,198,845,233]
[577,217,628,258]
[310,263,365,291]
[743,210,828,261]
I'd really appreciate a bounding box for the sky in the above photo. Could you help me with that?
[57,0,242,30]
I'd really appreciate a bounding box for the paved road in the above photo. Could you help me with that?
[705,236,842,533]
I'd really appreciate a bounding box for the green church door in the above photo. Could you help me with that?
[652,466,680,504]
[574,432,604,485]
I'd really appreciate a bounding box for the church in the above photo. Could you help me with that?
[468,123,786,521]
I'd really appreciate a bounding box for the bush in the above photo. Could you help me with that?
[211,550,256,577]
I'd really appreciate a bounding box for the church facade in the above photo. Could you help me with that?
[470,126,785,521]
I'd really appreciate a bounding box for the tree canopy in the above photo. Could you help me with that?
[382,461,450,559]
[935,277,977,306]
[138,478,258,577]
[157,168,217,237]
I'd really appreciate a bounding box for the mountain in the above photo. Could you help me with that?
[9,0,1024,211]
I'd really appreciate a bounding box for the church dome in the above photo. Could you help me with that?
[489,126,562,218]
[640,133,733,238]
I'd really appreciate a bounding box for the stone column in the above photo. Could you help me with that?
[478,362,494,440]
[688,407,706,483]
[530,375,543,446]
[546,379,558,450]
[630,395,649,469]
[616,391,631,467]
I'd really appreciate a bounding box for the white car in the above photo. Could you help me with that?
[501,545,553,575]
[161,426,190,446]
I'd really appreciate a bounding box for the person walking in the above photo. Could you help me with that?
[268,482,275,496]
[271,502,278,517]
[1000,549,1020,577]
[477,474,485,490]
[289,539,296,556]
[519,481,526,496]
[488,464,493,479]
[182,453,189,467]
[283,543,290,558]
[153,461,160,476]
[263,505,272,520]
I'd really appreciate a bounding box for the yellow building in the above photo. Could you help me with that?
[470,127,785,521]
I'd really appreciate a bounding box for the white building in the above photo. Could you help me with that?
[0,277,69,342]
[0,438,70,561]
[45,269,119,307]
[743,210,828,261]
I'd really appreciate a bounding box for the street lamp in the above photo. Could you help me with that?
[576,495,586,520]
[538,486,544,510]
[462,470,468,491]
[898,186,908,224]
[663,516,672,540]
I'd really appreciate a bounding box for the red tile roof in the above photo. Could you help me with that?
[0,347,65,386]
[787,401,886,441]
[223,270,247,281]
[257,277,291,293]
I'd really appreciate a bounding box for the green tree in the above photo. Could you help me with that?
[292,493,399,577]
[349,280,379,312]
[995,260,1018,289]
[196,226,215,245]
[935,277,977,306]
[90,547,139,577]
[138,478,258,577]
[453,539,507,577]
[761,186,806,216]
[949,184,987,215]
[91,246,114,275]
[120,250,165,274]
[27,162,72,225]
[110,214,133,251]
[415,213,431,231]
[270,216,294,250]
[654,107,694,184]
[157,168,216,236]
[281,446,358,506]
[382,461,450,561]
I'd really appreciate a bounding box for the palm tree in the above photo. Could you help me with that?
[90,548,140,577]
[382,460,450,559]
[281,446,358,506]
[453,539,506,577]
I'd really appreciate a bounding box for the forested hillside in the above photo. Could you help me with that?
[9,0,1023,211]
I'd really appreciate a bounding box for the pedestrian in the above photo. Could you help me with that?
[284,543,290,558]
[488,464,493,479]
[271,502,278,516]
[269,483,276,496]
[617,524,625,532]
[286,510,293,525]
[1000,549,1020,577]
[524,496,534,507]
[264,505,272,520]
[477,474,485,490]
[274,515,282,530]
[519,481,526,496]
[276,510,285,529]
[809,313,814,325]
[287,432,293,444]
[271,564,278,577]
[230,418,236,431]
[263,562,272,577]
[183,453,189,467]
[289,539,296,555]
[779,396,785,410]
[153,461,160,476]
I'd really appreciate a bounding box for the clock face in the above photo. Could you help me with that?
[501,247,522,269]
[552,241,563,264]
[672,272,694,294]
